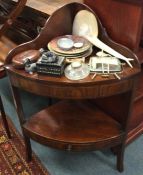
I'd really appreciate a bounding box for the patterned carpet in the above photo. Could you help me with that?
[0,116,50,175]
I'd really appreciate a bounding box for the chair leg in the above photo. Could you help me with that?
[116,144,124,172]
[0,96,11,139]
[23,133,32,162]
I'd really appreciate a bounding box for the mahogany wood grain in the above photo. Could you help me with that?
[116,0,143,5]
[93,91,136,128]
[23,100,124,151]
[84,0,143,53]
[6,65,138,99]
[5,2,141,172]
[85,0,143,145]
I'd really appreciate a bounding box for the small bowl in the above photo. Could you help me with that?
[73,42,84,48]
[57,38,74,50]
[64,61,90,80]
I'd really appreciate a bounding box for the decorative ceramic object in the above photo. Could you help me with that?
[64,61,90,80]
[72,10,133,67]
[89,56,122,73]
[48,35,91,55]
[74,42,84,48]
[48,45,93,58]
[48,35,92,59]
[41,51,57,63]
[57,38,74,50]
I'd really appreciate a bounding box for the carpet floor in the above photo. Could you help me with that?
[0,116,50,175]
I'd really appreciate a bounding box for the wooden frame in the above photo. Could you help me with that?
[5,2,140,172]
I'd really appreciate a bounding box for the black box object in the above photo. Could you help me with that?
[36,56,65,76]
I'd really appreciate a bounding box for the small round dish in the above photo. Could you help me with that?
[57,38,74,50]
[64,61,90,80]
[74,42,84,48]
[48,35,91,55]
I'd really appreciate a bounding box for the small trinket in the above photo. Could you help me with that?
[36,51,65,76]
[89,56,122,73]
[24,59,37,74]
[64,61,90,80]
[73,42,84,48]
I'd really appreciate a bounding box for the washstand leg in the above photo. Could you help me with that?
[23,133,32,162]
[116,144,124,172]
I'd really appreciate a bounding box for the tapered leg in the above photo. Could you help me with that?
[0,96,11,139]
[116,145,124,172]
[11,86,32,162]
[23,133,32,162]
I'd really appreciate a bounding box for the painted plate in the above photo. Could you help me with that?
[48,35,91,55]
[48,45,93,58]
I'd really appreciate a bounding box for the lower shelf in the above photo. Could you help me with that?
[23,100,124,151]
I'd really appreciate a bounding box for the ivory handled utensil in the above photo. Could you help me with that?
[72,10,133,68]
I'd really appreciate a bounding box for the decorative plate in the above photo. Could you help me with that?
[48,45,93,58]
[48,35,91,55]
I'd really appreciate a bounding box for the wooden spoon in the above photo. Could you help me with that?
[72,10,133,68]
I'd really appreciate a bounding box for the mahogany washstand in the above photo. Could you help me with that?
[5,2,140,172]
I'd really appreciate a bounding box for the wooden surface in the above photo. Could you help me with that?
[1,0,142,155]
[85,0,143,145]
[12,0,83,15]
[85,0,143,53]
[0,0,27,38]
[5,2,141,172]
[6,64,139,99]
[0,0,27,64]
[116,0,143,5]
[0,36,16,63]
[23,100,124,151]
